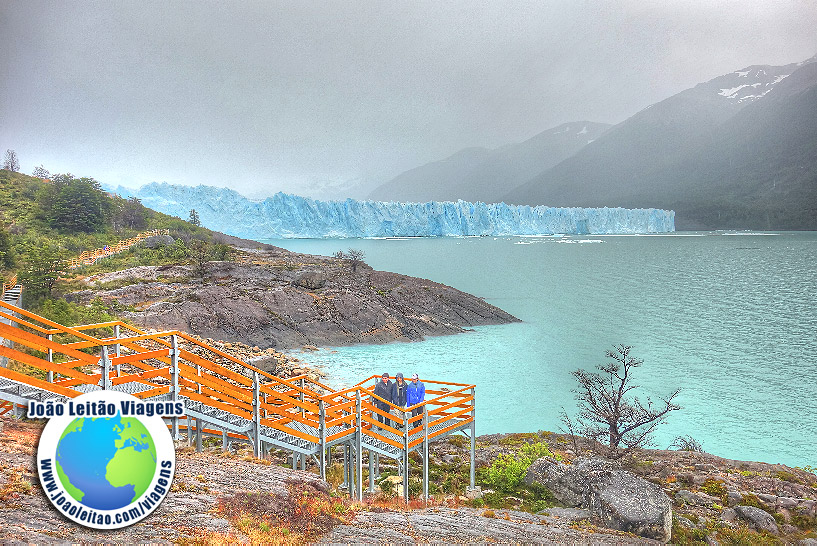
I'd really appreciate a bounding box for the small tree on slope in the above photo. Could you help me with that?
[563,344,681,457]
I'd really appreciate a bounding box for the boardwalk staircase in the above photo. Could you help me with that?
[0,299,476,500]
[65,229,170,270]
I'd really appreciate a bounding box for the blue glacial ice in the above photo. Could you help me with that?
[107,182,675,239]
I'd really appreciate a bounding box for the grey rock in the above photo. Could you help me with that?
[524,456,615,507]
[139,234,175,248]
[543,507,593,521]
[676,515,698,528]
[798,539,817,546]
[72,257,518,350]
[464,486,483,500]
[733,505,779,535]
[757,493,778,505]
[591,469,673,542]
[719,508,737,523]
[777,496,799,509]
[726,490,743,506]
[525,457,672,542]
[676,489,720,507]
[292,270,327,290]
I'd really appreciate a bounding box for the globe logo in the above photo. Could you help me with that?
[35,390,179,529]
[56,415,157,510]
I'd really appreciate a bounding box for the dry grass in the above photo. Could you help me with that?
[0,466,34,504]
[217,478,359,543]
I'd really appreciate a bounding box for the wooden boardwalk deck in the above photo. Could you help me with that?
[0,299,476,500]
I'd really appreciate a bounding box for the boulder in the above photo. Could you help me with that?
[292,271,327,290]
[726,490,743,506]
[139,234,175,248]
[525,457,672,542]
[676,489,720,507]
[733,505,779,535]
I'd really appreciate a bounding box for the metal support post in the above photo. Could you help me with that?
[113,324,121,377]
[368,450,375,492]
[170,335,180,440]
[374,452,379,481]
[222,429,228,452]
[196,363,202,452]
[423,409,429,502]
[319,400,326,480]
[100,346,111,390]
[195,419,203,452]
[187,417,193,447]
[252,370,261,458]
[355,391,363,500]
[403,410,410,504]
[47,334,53,383]
[470,387,476,489]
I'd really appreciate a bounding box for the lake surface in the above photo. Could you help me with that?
[262,233,817,467]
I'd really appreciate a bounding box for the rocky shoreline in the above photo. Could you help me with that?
[2,417,815,544]
[68,245,518,351]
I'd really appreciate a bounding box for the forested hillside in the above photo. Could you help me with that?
[0,169,229,313]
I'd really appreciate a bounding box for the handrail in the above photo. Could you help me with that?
[1,274,18,296]
[0,300,476,471]
[64,229,170,270]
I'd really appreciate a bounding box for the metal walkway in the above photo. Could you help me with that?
[0,299,476,500]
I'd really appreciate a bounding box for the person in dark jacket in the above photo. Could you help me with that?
[372,372,392,428]
[406,373,425,419]
[391,373,408,427]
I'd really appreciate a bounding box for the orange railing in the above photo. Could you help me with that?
[0,300,475,451]
[1,274,18,297]
[65,229,170,269]
[0,297,476,502]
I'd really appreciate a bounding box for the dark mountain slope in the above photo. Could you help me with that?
[507,60,816,229]
[369,122,610,203]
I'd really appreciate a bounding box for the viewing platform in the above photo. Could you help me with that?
[0,299,476,500]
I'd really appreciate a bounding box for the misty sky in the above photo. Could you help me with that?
[2,1,816,199]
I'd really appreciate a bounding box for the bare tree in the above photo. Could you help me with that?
[32,164,50,179]
[188,209,201,227]
[346,248,365,272]
[564,345,680,457]
[3,150,20,172]
[334,248,366,273]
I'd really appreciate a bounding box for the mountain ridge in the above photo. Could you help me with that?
[505,55,817,229]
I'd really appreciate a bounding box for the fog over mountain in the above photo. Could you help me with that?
[2,2,816,202]
[369,122,610,204]
[505,56,817,229]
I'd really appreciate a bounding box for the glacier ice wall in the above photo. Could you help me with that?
[108,183,675,239]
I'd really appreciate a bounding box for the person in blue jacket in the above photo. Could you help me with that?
[406,373,425,419]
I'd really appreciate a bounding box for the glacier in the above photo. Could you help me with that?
[106,182,675,239]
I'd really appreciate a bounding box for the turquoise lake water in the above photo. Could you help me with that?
[262,233,817,467]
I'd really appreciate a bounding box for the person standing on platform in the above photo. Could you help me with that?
[391,373,408,427]
[407,373,426,420]
[372,373,392,428]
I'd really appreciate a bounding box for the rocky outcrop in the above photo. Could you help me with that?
[69,247,519,350]
[732,505,780,534]
[525,457,673,542]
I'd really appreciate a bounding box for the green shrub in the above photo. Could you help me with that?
[483,442,556,492]
[700,479,727,500]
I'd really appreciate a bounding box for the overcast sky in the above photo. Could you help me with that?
[2,1,816,199]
